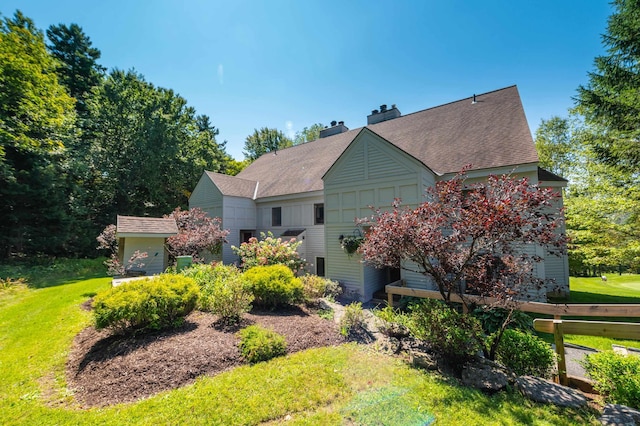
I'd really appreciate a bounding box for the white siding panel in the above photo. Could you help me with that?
[122,237,167,276]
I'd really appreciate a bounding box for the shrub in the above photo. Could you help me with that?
[300,274,342,304]
[493,329,555,377]
[232,232,306,273]
[407,299,484,364]
[0,277,27,292]
[238,325,287,364]
[583,351,640,408]
[243,264,303,307]
[472,306,533,335]
[340,302,365,336]
[373,306,410,338]
[93,274,199,332]
[182,263,253,323]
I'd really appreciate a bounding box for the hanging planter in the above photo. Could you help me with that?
[339,230,364,257]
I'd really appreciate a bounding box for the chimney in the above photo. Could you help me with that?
[319,120,349,138]
[367,103,401,125]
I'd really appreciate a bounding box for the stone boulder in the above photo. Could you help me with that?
[461,358,514,393]
[599,403,640,426]
[516,376,587,408]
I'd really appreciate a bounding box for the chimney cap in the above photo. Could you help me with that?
[380,104,387,112]
[330,120,337,126]
[338,121,344,126]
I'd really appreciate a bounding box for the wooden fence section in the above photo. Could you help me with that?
[385,284,640,318]
[534,319,640,385]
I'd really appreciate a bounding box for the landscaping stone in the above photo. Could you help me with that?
[516,376,588,408]
[461,358,513,393]
[409,348,438,370]
[599,404,640,426]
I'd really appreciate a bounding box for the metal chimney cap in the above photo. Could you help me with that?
[330,120,337,126]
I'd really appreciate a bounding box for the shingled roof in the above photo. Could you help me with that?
[116,215,178,236]
[204,171,258,198]
[207,86,538,199]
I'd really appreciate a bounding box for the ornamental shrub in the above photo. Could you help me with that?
[238,325,287,364]
[93,274,199,333]
[494,329,555,378]
[243,264,303,307]
[407,299,484,364]
[232,232,307,273]
[472,306,534,334]
[182,263,253,323]
[583,351,640,408]
[373,306,411,338]
[300,274,342,304]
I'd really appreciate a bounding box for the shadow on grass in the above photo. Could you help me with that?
[0,257,109,289]
[568,290,640,305]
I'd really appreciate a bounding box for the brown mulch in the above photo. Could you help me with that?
[66,306,346,407]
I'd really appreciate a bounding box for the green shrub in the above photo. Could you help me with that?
[493,329,555,377]
[583,351,640,408]
[373,306,410,338]
[243,265,303,307]
[340,302,365,336]
[407,299,484,364]
[182,263,253,322]
[0,277,27,292]
[300,274,342,304]
[232,232,307,273]
[472,306,533,334]
[238,325,287,364]
[93,274,199,332]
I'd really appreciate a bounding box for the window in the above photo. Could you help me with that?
[316,257,325,277]
[314,203,324,225]
[271,207,282,226]
[240,230,255,243]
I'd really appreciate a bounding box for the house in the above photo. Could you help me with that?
[189,86,570,301]
[116,215,178,276]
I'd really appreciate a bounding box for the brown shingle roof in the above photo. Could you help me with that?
[228,86,538,199]
[117,215,178,236]
[205,171,257,198]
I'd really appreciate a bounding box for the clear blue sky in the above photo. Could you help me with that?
[3,1,612,160]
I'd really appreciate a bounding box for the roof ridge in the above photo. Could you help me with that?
[205,170,257,184]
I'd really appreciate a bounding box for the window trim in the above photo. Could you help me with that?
[314,203,324,225]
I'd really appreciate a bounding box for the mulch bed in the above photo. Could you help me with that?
[66,306,346,407]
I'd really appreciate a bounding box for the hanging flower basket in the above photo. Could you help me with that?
[340,233,364,257]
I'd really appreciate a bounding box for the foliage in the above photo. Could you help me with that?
[243,127,293,160]
[317,307,334,320]
[359,168,567,311]
[46,22,105,115]
[493,329,555,378]
[583,350,640,408]
[339,302,365,336]
[232,231,306,273]
[575,0,640,173]
[300,274,342,304]
[237,325,287,364]
[0,11,77,257]
[294,123,324,145]
[0,271,600,425]
[340,235,364,257]
[243,264,303,307]
[0,277,27,293]
[472,306,533,335]
[164,207,229,263]
[373,306,411,338]
[92,274,199,332]
[182,263,253,323]
[406,299,484,364]
[96,224,148,276]
[534,116,583,179]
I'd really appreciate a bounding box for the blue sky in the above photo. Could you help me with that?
[3,1,612,160]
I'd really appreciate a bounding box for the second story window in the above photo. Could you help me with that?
[314,203,324,225]
[272,207,282,226]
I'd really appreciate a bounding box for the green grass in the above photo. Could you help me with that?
[0,260,600,425]
[549,274,640,351]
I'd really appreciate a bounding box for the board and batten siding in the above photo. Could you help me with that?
[323,129,435,301]
[255,193,325,275]
[222,196,257,264]
[122,237,167,276]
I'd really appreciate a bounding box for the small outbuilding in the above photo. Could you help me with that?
[116,215,178,276]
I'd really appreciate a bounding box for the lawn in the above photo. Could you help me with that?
[558,274,640,351]
[0,259,598,425]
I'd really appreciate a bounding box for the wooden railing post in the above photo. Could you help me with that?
[553,320,568,386]
[388,291,394,308]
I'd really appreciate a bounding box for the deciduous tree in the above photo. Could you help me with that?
[164,207,229,263]
[243,127,292,161]
[294,123,324,145]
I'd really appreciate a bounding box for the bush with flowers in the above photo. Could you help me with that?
[232,232,307,273]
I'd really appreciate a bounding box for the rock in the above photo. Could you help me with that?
[410,349,438,370]
[461,358,512,393]
[516,376,587,408]
[599,404,640,426]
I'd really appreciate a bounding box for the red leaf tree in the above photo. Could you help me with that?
[164,207,229,263]
[358,169,568,310]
